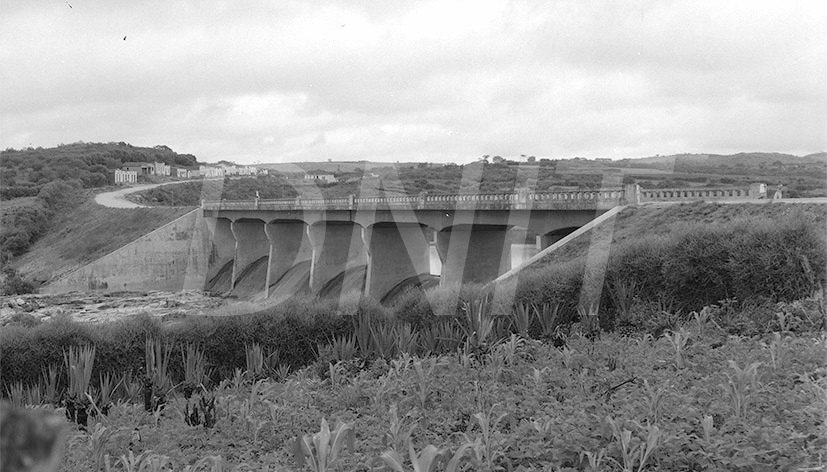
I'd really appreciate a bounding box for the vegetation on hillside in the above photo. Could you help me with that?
[0,181,84,264]
[131,176,300,206]
[0,142,197,199]
[0,142,200,290]
[131,174,382,206]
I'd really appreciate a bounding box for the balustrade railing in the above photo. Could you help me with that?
[201,183,764,211]
[640,187,753,200]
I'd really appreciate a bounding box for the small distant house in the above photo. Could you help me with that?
[304,170,337,183]
[199,165,224,178]
[122,162,155,175]
[238,165,258,176]
[153,161,171,176]
[219,164,238,176]
[114,169,138,185]
[173,167,188,178]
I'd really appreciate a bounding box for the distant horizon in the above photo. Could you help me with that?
[3,140,824,167]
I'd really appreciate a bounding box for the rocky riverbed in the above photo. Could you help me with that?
[0,290,232,325]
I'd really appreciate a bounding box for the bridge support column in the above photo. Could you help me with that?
[230,220,269,296]
[436,225,512,286]
[264,221,312,297]
[205,217,235,293]
[307,222,367,295]
[364,223,431,301]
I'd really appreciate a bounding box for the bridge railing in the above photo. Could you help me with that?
[639,186,760,201]
[200,183,766,211]
[202,188,629,211]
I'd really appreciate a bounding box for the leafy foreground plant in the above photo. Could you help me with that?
[144,337,172,413]
[720,359,762,419]
[662,328,691,369]
[381,442,474,472]
[606,417,663,472]
[293,418,355,472]
[460,295,498,357]
[63,345,96,427]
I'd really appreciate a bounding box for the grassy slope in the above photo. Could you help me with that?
[527,201,827,271]
[14,191,193,284]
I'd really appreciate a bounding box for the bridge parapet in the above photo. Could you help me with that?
[639,185,762,202]
[202,188,630,211]
[201,183,765,211]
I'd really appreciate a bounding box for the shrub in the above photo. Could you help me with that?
[0,304,352,393]
[513,208,826,330]
[0,267,35,295]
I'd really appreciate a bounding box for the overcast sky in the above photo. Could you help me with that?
[1,1,825,165]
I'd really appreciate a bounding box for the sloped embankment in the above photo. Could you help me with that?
[526,201,827,270]
[15,195,194,285]
[14,196,193,283]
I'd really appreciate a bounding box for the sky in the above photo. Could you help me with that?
[1,1,825,165]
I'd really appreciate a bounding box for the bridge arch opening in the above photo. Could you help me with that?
[436,224,513,286]
[539,226,581,250]
[205,217,235,293]
[228,218,270,297]
[263,219,313,299]
[364,222,435,301]
[307,221,367,299]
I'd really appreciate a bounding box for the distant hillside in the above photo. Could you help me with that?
[259,161,422,174]
[803,152,827,161]
[0,142,198,198]
[633,152,822,167]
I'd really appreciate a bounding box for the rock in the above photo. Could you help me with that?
[15,298,25,307]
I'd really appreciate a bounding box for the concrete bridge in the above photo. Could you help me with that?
[42,183,768,299]
[199,183,766,301]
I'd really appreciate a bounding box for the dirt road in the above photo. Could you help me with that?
[94,179,222,208]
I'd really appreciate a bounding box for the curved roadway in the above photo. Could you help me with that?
[95,179,222,208]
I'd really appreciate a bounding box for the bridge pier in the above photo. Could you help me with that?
[307,222,367,295]
[436,225,512,286]
[230,219,269,295]
[205,217,235,293]
[364,223,431,300]
[264,221,312,296]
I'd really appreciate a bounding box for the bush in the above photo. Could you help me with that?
[0,267,35,295]
[0,304,352,392]
[513,208,826,330]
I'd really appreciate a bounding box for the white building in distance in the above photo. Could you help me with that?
[154,162,171,176]
[304,171,337,183]
[114,169,138,185]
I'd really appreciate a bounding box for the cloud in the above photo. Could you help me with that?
[1,0,825,162]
